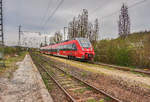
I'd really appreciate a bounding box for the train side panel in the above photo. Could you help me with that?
[40,38,95,61]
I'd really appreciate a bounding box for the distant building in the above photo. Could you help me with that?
[20,32,52,48]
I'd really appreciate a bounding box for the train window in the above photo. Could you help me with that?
[62,45,64,50]
[78,38,91,48]
[61,45,62,49]
[72,43,77,51]
[67,44,71,50]
[66,45,68,50]
[69,44,72,50]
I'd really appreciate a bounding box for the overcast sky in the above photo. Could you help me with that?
[3,0,150,45]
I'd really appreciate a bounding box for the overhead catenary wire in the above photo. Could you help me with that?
[42,0,65,30]
[40,0,52,26]
[90,0,147,19]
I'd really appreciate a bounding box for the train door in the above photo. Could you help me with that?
[72,43,77,58]
[57,46,60,55]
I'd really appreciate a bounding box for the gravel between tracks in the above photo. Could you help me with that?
[0,55,53,102]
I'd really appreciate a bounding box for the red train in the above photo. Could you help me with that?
[40,38,95,61]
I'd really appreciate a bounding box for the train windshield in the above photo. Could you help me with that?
[77,38,91,48]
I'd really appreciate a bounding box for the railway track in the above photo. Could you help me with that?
[30,52,122,102]
[40,53,150,76]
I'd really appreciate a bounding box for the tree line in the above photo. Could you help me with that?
[43,3,130,46]
[67,9,99,45]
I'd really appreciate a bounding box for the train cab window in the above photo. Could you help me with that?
[68,44,72,50]
[72,43,77,51]
[77,38,91,48]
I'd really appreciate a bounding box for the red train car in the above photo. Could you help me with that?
[40,38,95,61]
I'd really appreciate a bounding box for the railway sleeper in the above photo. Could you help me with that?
[58,79,72,82]
[77,97,97,102]
[60,81,73,85]
[68,87,86,91]
[63,84,81,88]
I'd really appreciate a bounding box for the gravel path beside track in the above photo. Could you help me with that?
[0,55,53,102]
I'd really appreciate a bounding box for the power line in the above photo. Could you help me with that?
[42,0,64,30]
[90,0,147,19]
[40,0,52,26]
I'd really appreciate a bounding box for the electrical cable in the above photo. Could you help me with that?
[42,0,64,30]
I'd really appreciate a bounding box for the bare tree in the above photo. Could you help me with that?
[82,9,88,38]
[53,31,63,43]
[40,43,43,47]
[67,9,100,45]
[118,3,130,38]
[93,18,99,42]
[49,36,55,45]
[87,22,94,41]
[68,9,89,39]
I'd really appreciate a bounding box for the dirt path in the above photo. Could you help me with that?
[0,55,53,102]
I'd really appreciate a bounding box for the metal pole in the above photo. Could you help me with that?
[18,25,21,46]
[64,27,67,40]
[0,0,4,46]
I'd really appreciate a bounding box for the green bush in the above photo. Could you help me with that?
[0,46,22,56]
[94,32,150,68]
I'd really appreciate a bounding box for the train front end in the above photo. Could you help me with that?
[77,38,95,61]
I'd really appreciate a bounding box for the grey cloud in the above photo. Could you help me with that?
[3,0,150,45]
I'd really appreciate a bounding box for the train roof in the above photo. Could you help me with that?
[40,37,89,49]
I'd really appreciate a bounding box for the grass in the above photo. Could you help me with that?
[104,97,112,101]
[31,54,54,91]
[86,99,105,102]
[74,87,93,94]
[86,99,97,102]
[86,86,93,90]
[99,99,105,102]
[42,73,53,91]
[74,88,88,93]
[0,51,27,78]
[79,82,85,86]
[38,65,54,90]
[81,71,87,77]
[131,71,148,77]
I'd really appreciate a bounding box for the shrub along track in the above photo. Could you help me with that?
[30,52,121,102]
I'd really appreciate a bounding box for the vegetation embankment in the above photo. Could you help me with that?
[0,46,27,77]
[94,31,150,68]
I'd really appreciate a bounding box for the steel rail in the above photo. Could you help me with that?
[31,54,76,102]
[37,54,122,102]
